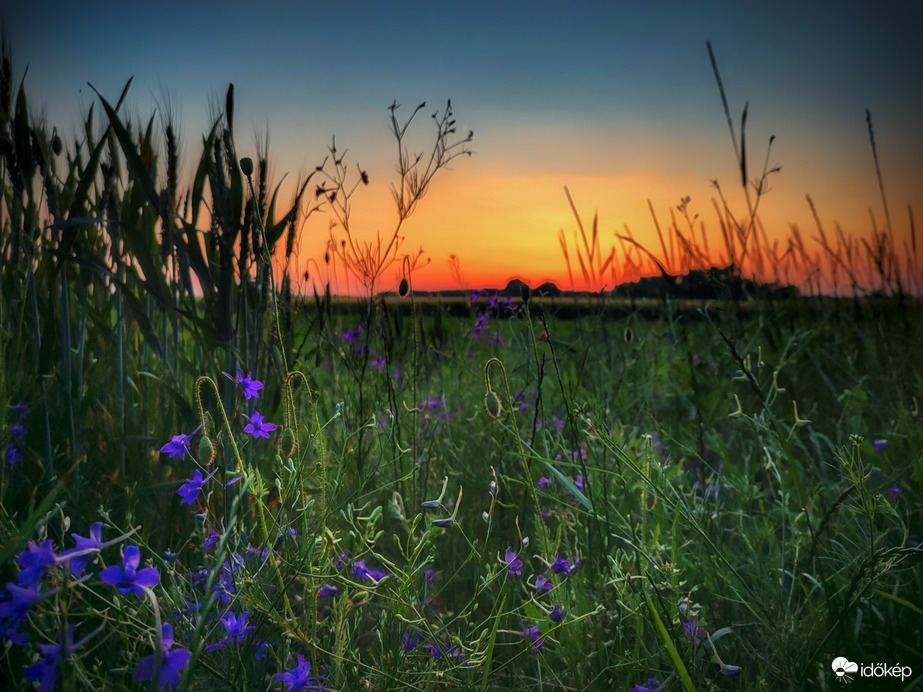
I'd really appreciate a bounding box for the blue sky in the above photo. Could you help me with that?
[7,1,922,290]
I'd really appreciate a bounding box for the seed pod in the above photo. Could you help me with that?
[198,434,216,465]
[623,327,633,344]
[399,277,409,297]
[520,282,531,305]
[51,133,62,156]
[239,157,254,177]
[484,390,502,418]
[279,426,297,460]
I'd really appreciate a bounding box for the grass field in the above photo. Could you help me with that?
[1,38,921,692]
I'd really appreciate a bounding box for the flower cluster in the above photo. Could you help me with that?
[4,401,29,465]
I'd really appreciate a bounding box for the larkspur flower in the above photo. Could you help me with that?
[205,610,254,652]
[273,655,328,691]
[99,545,159,599]
[9,402,30,420]
[473,312,490,335]
[633,678,664,692]
[536,476,551,489]
[520,624,544,653]
[885,484,904,499]
[223,369,263,400]
[502,549,522,576]
[17,540,57,589]
[23,639,63,691]
[353,559,387,583]
[202,529,221,550]
[10,422,25,444]
[243,411,277,439]
[176,469,218,505]
[873,438,888,453]
[0,582,46,639]
[683,616,706,646]
[402,628,423,652]
[550,553,572,574]
[5,444,22,465]
[532,574,552,594]
[317,583,338,599]
[549,604,566,623]
[370,354,386,370]
[160,429,197,461]
[59,522,121,576]
[133,624,191,691]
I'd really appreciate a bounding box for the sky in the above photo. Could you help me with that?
[7,1,923,293]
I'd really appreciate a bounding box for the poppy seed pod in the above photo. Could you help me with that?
[484,390,502,418]
[239,157,254,177]
[399,277,409,297]
[279,426,297,460]
[198,434,216,465]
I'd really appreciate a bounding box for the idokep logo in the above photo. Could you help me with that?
[831,657,913,684]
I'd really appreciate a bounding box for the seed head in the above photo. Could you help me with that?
[485,390,502,418]
[239,157,254,177]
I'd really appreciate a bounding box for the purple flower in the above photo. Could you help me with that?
[574,474,584,491]
[549,604,566,623]
[160,430,196,461]
[4,444,22,465]
[17,540,57,589]
[318,583,338,599]
[23,640,62,691]
[520,624,544,653]
[873,439,888,453]
[0,582,45,637]
[885,484,904,499]
[10,423,25,445]
[402,628,423,652]
[99,545,160,599]
[205,610,254,652]
[633,678,664,692]
[243,411,277,439]
[202,529,221,550]
[273,655,327,691]
[473,312,490,335]
[370,354,386,370]
[60,522,106,576]
[683,617,706,646]
[133,624,191,690]
[224,369,263,400]
[533,574,552,595]
[9,402,30,419]
[536,476,551,490]
[176,469,218,505]
[503,549,522,576]
[353,560,387,583]
[550,553,571,574]
[341,325,364,343]
[22,624,86,692]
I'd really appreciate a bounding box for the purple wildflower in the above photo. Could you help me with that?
[633,678,664,692]
[549,604,566,623]
[273,655,327,691]
[5,445,22,465]
[202,529,221,550]
[133,624,191,691]
[885,484,904,499]
[60,522,105,576]
[318,583,338,599]
[683,617,706,646]
[473,312,490,335]
[99,545,160,599]
[550,554,571,574]
[0,582,45,639]
[537,476,551,490]
[205,610,254,652]
[17,540,57,589]
[353,560,387,583]
[10,422,25,445]
[503,549,522,576]
[402,628,423,652]
[370,354,386,370]
[160,430,196,461]
[176,469,218,505]
[872,438,887,453]
[243,411,277,439]
[533,574,553,595]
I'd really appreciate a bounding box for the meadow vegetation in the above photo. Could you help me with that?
[1,36,920,691]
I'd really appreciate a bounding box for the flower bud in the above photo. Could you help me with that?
[198,434,216,465]
[399,277,409,297]
[279,427,297,460]
[239,157,254,177]
[484,390,502,418]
